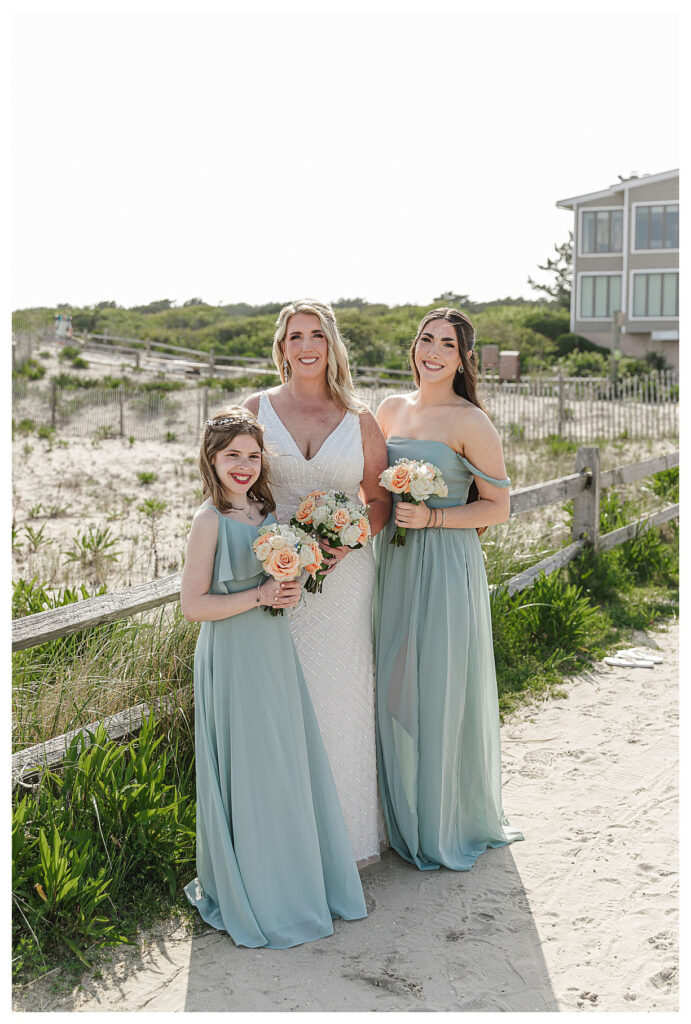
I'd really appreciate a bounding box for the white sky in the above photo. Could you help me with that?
[11,0,680,310]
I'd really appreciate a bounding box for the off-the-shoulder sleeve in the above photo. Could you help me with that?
[459,455,511,488]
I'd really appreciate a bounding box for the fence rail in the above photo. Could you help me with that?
[11,445,678,781]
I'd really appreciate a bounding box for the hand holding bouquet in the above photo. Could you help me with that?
[291,490,371,593]
[252,523,324,614]
[379,459,448,546]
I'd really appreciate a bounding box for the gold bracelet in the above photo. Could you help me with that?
[441,508,445,528]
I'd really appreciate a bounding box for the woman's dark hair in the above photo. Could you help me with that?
[409,307,488,512]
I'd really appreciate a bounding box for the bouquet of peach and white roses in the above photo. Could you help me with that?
[252,523,324,615]
[291,490,371,593]
[379,459,448,546]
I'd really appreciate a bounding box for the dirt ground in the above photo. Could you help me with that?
[12,621,678,1013]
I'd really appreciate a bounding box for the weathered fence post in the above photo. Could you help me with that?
[202,387,209,424]
[572,446,601,548]
[208,348,215,378]
[557,371,564,437]
[50,379,57,429]
[118,384,125,437]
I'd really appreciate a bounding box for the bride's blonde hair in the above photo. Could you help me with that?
[272,299,365,413]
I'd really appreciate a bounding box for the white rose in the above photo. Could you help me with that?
[409,477,434,502]
[299,544,315,567]
[269,534,288,550]
[340,523,361,547]
[254,538,273,561]
[434,478,449,497]
[312,505,329,524]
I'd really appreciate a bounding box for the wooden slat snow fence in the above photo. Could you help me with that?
[12,446,679,784]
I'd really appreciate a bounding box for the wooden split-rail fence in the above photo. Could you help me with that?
[11,446,679,785]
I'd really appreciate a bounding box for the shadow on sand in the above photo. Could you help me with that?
[182,847,558,1012]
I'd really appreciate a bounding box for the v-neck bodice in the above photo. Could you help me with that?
[258,391,364,522]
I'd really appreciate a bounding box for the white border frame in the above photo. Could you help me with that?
[629,270,679,321]
[577,205,624,258]
[630,201,680,254]
[576,271,623,321]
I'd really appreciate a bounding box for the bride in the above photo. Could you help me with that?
[244,299,391,865]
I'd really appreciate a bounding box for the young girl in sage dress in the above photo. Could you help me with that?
[374,308,523,872]
[182,407,366,949]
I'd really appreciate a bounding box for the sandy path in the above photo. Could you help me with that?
[13,622,678,1012]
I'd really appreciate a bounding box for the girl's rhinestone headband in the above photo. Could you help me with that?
[204,415,256,428]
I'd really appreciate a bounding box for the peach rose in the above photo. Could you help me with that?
[356,517,370,545]
[265,546,300,580]
[333,508,350,530]
[303,540,324,577]
[389,464,412,493]
[308,490,326,499]
[295,496,317,524]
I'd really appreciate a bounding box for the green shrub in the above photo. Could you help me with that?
[17,418,36,434]
[560,350,609,377]
[14,358,46,380]
[522,309,571,340]
[59,345,82,362]
[554,332,609,357]
[651,467,678,503]
[12,714,196,974]
[37,425,56,441]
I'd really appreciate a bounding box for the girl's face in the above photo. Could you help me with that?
[283,312,329,381]
[414,319,462,386]
[211,433,262,500]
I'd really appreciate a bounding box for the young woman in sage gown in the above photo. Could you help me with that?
[245,300,391,867]
[374,308,523,872]
[182,407,366,948]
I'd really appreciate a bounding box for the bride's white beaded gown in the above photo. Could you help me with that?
[258,391,382,865]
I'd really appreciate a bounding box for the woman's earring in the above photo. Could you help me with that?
[456,364,464,375]
[283,359,290,379]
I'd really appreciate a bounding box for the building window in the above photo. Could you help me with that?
[632,272,679,317]
[579,275,621,318]
[634,205,679,249]
[581,209,623,253]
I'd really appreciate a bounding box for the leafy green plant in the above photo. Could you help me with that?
[59,345,82,362]
[28,503,44,519]
[12,715,196,976]
[14,358,46,380]
[137,471,157,486]
[24,524,50,553]
[94,425,117,440]
[651,467,678,504]
[17,418,36,434]
[62,525,120,577]
[37,425,56,441]
[165,431,177,443]
[138,499,168,578]
[71,356,89,370]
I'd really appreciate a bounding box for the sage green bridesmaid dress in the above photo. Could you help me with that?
[184,508,366,948]
[374,438,523,871]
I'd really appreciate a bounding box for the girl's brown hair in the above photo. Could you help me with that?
[198,406,276,515]
[409,307,488,515]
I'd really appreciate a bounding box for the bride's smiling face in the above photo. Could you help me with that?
[414,319,462,386]
[283,313,329,381]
